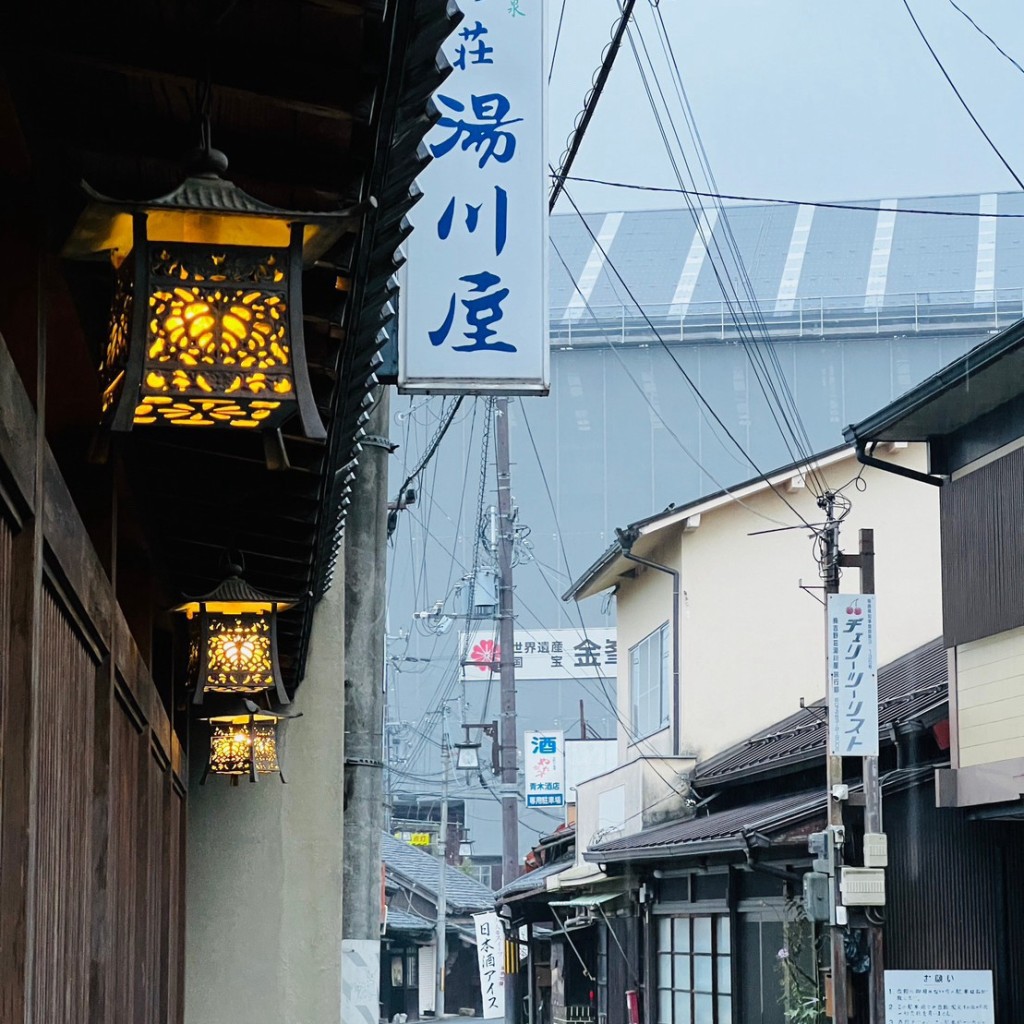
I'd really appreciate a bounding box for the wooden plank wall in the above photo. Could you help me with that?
[0,329,186,1024]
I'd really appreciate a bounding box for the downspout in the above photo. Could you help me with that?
[851,438,944,487]
[615,527,682,756]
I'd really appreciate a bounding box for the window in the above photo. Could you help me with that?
[656,915,732,1024]
[630,623,670,739]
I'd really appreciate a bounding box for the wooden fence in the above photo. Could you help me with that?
[0,331,186,1024]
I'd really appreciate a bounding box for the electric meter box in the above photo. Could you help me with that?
[864,832,888,868]
[840,867,886,906]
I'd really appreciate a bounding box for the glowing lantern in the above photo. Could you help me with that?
[63,150,352,436]
[175,568,295,706]
[200,701,298,784]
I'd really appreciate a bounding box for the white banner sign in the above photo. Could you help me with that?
[460,627,616,682]
[525,730,565,808]
[473,912,506,1019]
[884,970,993,1023]
[399,0,548,393]
[828,594,879,756]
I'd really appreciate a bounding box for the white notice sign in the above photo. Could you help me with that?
[473,912,505,1019]
[827,594,879,756]
[524,730,565,808]
[884,970,994,1023]
[399,0,548,393]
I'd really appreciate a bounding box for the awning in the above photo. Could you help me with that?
[548,893,623,908]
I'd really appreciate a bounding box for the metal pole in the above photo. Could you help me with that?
[435,714,450,1019]
[858,529,885,1024]
[822,496,849,1024]
[495,397,521,1024]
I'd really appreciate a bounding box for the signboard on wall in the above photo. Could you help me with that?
[460,627,616,682]
[473,912,506,1019]
[524,730,565,808]
[827,594,879,756]
[884,970,993,1023]
[399,0,548,393]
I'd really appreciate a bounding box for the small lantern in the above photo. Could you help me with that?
[63,151,353,437]
[175,568,295,706]
[199,700,299,784]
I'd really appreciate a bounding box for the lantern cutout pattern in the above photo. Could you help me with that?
[200,701,299,784]
[63,158,353,437]
[175,571,295,707]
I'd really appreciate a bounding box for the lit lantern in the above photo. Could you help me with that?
[175,568,295,706]
[63,152,352,436]
[200,701,298,784]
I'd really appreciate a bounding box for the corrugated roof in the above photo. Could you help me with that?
[694,638,947,786]
[381,833,494,914]
[589,766,936,863]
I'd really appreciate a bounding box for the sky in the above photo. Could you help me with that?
[545,0,1024,213]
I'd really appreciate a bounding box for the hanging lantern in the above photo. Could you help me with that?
[200,700,299,784]
[175,568,295,706]
[63,151,353,437]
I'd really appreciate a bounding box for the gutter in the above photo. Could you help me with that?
[851,438,944,488]
[615,527,681,756]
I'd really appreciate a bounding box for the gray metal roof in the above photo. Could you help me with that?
[588,766,937,863]
[844,317,1024,445]
[381,833,495,914]
[496,856,574,902]
[693,638,947,786]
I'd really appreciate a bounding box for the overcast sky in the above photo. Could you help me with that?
[545,0,1024,212]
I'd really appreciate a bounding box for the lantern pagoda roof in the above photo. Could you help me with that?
[174,573,298,615]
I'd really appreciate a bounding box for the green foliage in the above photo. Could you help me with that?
[775,897,826,1024]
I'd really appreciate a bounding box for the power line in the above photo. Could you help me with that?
[946,0,1024,80]
[548,0,569,84]
[902,0,1024,190]
[558,183,819,532]
[550,174,1024,217]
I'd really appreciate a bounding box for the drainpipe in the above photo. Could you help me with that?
[615,527,682,756]
[851,438,943,487]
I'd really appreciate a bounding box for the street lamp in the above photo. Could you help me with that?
[174,566,295,706]
[63,148,353,437]
[454,740,481,772]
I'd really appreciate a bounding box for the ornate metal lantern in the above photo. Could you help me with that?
[199,701,298,784]
[175,569,295,706]
[63,153,351,437]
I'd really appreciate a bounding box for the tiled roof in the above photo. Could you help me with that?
[385,907,434,933]
[589,766,936,863]
[381,832,494,914]
[693,638,947,786]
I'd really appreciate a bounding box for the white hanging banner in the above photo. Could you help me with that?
[399,0,548,393]
[473,912,506,1019]
[828,594,879,756]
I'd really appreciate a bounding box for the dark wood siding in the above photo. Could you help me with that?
[939,445,1024,646]
[0,333,185,1024]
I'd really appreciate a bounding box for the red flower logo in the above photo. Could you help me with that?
[470,640,500,672]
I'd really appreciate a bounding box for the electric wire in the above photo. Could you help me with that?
[551,175,1024,216]
[548,0,569,84]
[902,0,1024,190]
[946,0,1024,78]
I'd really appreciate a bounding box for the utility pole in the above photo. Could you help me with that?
[435,706,451,1020]
[494,397,521,1024]
[342,387,390,1024]
[821,495,849,1024]
[495,396,520,890]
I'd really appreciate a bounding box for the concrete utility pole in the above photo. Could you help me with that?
[494,397,521,1024]
[436,713,451,1019]
[495,397,520,890]
[342,387,391,1024]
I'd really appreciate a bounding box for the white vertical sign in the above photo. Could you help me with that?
[524,730,565,808]
[884,970,993,1023]
[473,912,506,1019]
[828,594,879,756]
[399,0,548,393]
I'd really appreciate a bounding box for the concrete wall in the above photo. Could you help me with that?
[185,581,346,1024]
[956,625,1024,768]
[608,444,943,765]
